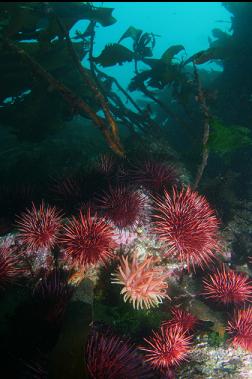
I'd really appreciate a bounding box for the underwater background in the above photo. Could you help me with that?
[0,2,252,378]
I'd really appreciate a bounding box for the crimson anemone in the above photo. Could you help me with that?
[152,187,220,271]
[162,307,198,333]
[61,209,117,267]
[85,328,151,379]
[140,325,192,372]
[131,160,179,193]
[16,202,62,251]
[96,185,147,229]
[202,264,252,305]
[226,307,252,352]
[112,253,169,309]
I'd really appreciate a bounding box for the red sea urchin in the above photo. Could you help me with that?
[51,175,82,204]
[16,202,63,251]
[140,325,192,373]
[96,153,116,176]
[202,264,252,306]
[152,187,220,271]
[112,254,169,310]
[162,307,198,333]
[96,185,147,229]
[131,160,179,194]
[33,269,74,322]
[85,327,151,379]
[60,209,117,267]
[0,244,23,289]
[226,307,252,352]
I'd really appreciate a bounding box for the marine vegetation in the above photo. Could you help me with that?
[1,2,252,379]
[208,118,252,157]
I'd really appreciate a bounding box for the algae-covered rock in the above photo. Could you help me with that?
[49,279,93,379]
[177,336,252,379]
[189,298,226,336]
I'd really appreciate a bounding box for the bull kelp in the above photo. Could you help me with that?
[1,2,252,378]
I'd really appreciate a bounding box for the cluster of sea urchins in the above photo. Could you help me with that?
[201,263,252,353]
[1,155,252,377]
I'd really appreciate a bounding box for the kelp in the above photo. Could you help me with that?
[118,25,143,44]
[184,47,229,65]
[222,2,248,16]
[1,2,251,185]
[93,26,159,68]
[161,44,185,63]
[0,36,98,141]
[128,43,185,90]
[1,37,124,155]
[192,63,211,190]
[119,26,158,58]
[53,16,124,157]
[0,39,87,103]
[208,118,252,156]
[92,43,135,67]
[184,26,234,66]
[0,2,116,41]
[0,3,125,155]
[0,86,67,141]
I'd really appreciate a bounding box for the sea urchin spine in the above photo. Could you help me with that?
[85,327,151,379]
[140,325,192,372]
[162,307,198,333]
[96,185,147,230]
[202,264,252,305]
[0,244,23,289]
[130,160,179,194]
[152,187,220,271]
[61,209,117,267]
[16,201,63,251]
[226,307,252,352]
